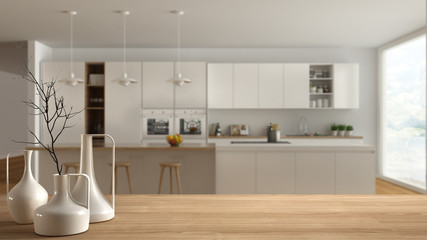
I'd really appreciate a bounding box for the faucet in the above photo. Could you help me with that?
[299,116,308,136]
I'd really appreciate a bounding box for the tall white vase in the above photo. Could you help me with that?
[34,174,90,236]
[72,134,116,223]
[6,150,48,224]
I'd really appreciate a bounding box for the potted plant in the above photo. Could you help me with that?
[337,124,346,136]
[346,125,354,136]
[331,124,338,136]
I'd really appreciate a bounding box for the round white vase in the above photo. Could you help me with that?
[34,174,90,236]
[6,150,48,224]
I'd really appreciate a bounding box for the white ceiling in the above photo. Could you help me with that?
[0,0,425,48]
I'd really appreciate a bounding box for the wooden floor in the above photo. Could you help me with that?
[376,178,420,194]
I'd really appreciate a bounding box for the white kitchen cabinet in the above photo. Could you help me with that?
[256,153,295,194]
[283,64,309,108]
[335,153,375,194]
[333,63,359,109]
[258,64,284,108]
[175,62,206,108]
[105,62,141,143]
[208,64,233,108]
[296,153,335,194]
[142,62,174,108]
[40,62,85,143]
[233,64,258,108]
[216,152,256,194]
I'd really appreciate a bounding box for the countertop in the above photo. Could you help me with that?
[210,135,363,139]
[1,194,426,239]
[27,143,215,152]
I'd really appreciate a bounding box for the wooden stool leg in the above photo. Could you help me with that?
[114,166,119,194]
[125,166,133,194]
[175,167,182,194]
[158,166,165,194]
[169,166,173,194]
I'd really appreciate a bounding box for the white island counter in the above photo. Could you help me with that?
[210,137,375,194]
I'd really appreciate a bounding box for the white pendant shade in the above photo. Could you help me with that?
[113,10,136,87]
[113,73,137,87]
[60,11,83,87]
[59,73,84,86]
[169,73,191,86]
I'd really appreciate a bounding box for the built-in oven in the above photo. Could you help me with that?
[142,109,174,140]
[174,109,206,140]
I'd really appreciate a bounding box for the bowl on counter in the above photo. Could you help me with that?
[167,134,183,146]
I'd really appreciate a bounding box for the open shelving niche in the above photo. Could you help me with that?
[309,64,334,108]
[85,62,105,142]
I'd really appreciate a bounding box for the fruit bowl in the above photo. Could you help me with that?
[167,134,183,146]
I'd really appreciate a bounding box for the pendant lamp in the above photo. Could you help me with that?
[113,11,136,87]
[168,11,191,86]
[59,11,84,87]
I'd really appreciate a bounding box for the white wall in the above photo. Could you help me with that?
[0,43,28,157]
[52,47,377,146]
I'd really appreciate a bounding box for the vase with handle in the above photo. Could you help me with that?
[6,150,48,224]
[72,134,116,223]
[33,173,90,236]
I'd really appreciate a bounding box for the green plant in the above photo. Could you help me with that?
[338,124,346,131]
[346,125,354,131]
[331,124,338,131]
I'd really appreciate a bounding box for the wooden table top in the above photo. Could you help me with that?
[1,194,427,239]
[26,142,215,152]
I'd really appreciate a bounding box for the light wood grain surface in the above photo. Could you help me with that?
[1,194,427,239]
[210,135,363,139]
[26,143,215,152]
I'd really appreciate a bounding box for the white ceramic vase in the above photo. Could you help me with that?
[72,134,116,223]
[6,150,48,224]
[331,130,338,136]
[34,173,90,236]
[346,131,354,136]
[338,130,346,136]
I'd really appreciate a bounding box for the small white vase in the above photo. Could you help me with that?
[331,130,338,136]
[34,174,90,236]
[6,150,48,224]
[338,130,346,136]
[346,131,353,136]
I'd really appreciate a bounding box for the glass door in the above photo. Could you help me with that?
[380,33,426,191]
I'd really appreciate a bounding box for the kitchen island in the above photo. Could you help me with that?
[1,194,426,239]
[29,143,215,194]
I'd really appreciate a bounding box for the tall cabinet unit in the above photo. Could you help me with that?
[40,62,85,143]
[85,63,105,142]
[105,62,141,143]
[142,62,175,108]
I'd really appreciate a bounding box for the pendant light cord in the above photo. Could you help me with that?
[177,12,181,76]
[123,12,127,77]
[70,12,74,78]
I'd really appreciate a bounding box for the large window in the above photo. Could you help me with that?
[380,31,426,191]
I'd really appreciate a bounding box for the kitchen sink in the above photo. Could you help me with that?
[230,141,291,144]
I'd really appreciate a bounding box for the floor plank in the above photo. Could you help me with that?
[376,178,420,195]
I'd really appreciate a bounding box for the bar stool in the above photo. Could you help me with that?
[158,162,182,194]
[108,162,133,194]
[62,162,80,174]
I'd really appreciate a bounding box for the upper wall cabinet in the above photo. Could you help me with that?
[284,64,309,108]
[41,62,85,143]
[175,62,207,108]
[208,64,233,108]
[233,64,259,108]
[105,62,141,143]
[333,63,359,109]
[259,64,284,108]
[142,62,175,108]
